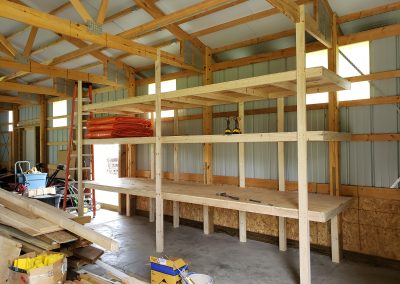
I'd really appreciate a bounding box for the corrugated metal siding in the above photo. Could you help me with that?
[340,36,400,187]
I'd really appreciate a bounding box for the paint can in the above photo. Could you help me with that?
[186,273,214,284]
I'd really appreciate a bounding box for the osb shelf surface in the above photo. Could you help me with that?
[84,178,352,222]
[84,67,350,114]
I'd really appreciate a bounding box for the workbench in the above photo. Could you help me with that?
[83,177,352,262]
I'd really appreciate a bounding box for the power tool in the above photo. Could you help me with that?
[232,117,241,134]
[224,117,232,135]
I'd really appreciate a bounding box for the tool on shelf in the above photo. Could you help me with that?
[232,117,241,134]
[224,117,232,135]
[216,192,239,200]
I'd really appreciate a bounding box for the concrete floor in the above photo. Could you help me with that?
[89,209,400,284]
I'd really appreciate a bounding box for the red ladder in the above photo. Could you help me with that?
[63,82,96,217]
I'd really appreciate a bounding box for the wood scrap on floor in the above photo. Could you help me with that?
[0,224,60,250]
[74,245,104,263]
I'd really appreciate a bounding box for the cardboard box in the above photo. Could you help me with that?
[7,252,67,284]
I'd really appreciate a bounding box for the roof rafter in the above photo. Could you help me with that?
[133,0,205,50]
[0,0,199,72]
[0,34,17,57]
[96,0,109,24]
[0,57,123,87]
[69,0,93,23]
[0,81,65,97]
[23,26,38,56]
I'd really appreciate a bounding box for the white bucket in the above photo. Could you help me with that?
[187,273,214,284]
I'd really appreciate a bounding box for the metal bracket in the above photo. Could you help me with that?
[87,20,102,35]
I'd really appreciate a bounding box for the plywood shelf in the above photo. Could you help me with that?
[82,131,351,145]
[84,67,350,114]
[83,178,352,223]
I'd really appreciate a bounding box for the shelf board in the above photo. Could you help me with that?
[82,131,350,145]
[84,67,350,114]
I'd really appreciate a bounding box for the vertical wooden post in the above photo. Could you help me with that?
[296,6,311,284]
[328,14,340,197]
[149,111,155,222]
[238,102,246,242]
[155,49,163,253]
[125,67,137,217]
[203,46,214,235]
[77,80,84,217]
[11,105,19,165]
[39,96,47,164]
[277,97,287,251]
[173,109,180,228]
[328,13,342,263]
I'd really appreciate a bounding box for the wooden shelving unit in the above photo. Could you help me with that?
[75,4,352,284]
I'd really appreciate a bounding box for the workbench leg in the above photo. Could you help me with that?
[279,217,287,251]
[331,215,340,263]
[239,211,247,242]
[126,194,131,217]
[173,201,179,228]
[203,205,214,235]
[149,198,155,223]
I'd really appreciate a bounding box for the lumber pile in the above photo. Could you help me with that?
[0,188,121,282]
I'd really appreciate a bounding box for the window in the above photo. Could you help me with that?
[338,41,370,101]
[306,49,328,104]
[53,100,67,127]
[148,79,176,118]
[304,41,370,104]
[8,111,13,132]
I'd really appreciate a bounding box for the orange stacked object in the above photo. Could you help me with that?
[85,117,153,138]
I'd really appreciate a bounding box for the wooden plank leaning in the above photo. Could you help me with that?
[0,189,119,252]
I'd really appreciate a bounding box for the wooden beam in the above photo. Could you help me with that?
[77,80,84,216]
[212,29,296,54]
[0,34,17,57]
[39,96,47,163]
[96,0,109,24]
[134,0,205,50]
[0,0,197,71]
[351,134,400,141]
[0,94,33,104]
[266,0,300,22]
[192,8,281,38]
[338,24,400,46]
[155,49,163,253]
[0,81,64,96]
[119,0,237,39]
[296,5,311,284]
[23,27,38,56]
[0,58,121,87]
[238,102,246,243]
[338,2,400,24]
[277,97,286,251]
[70,0,93,22]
